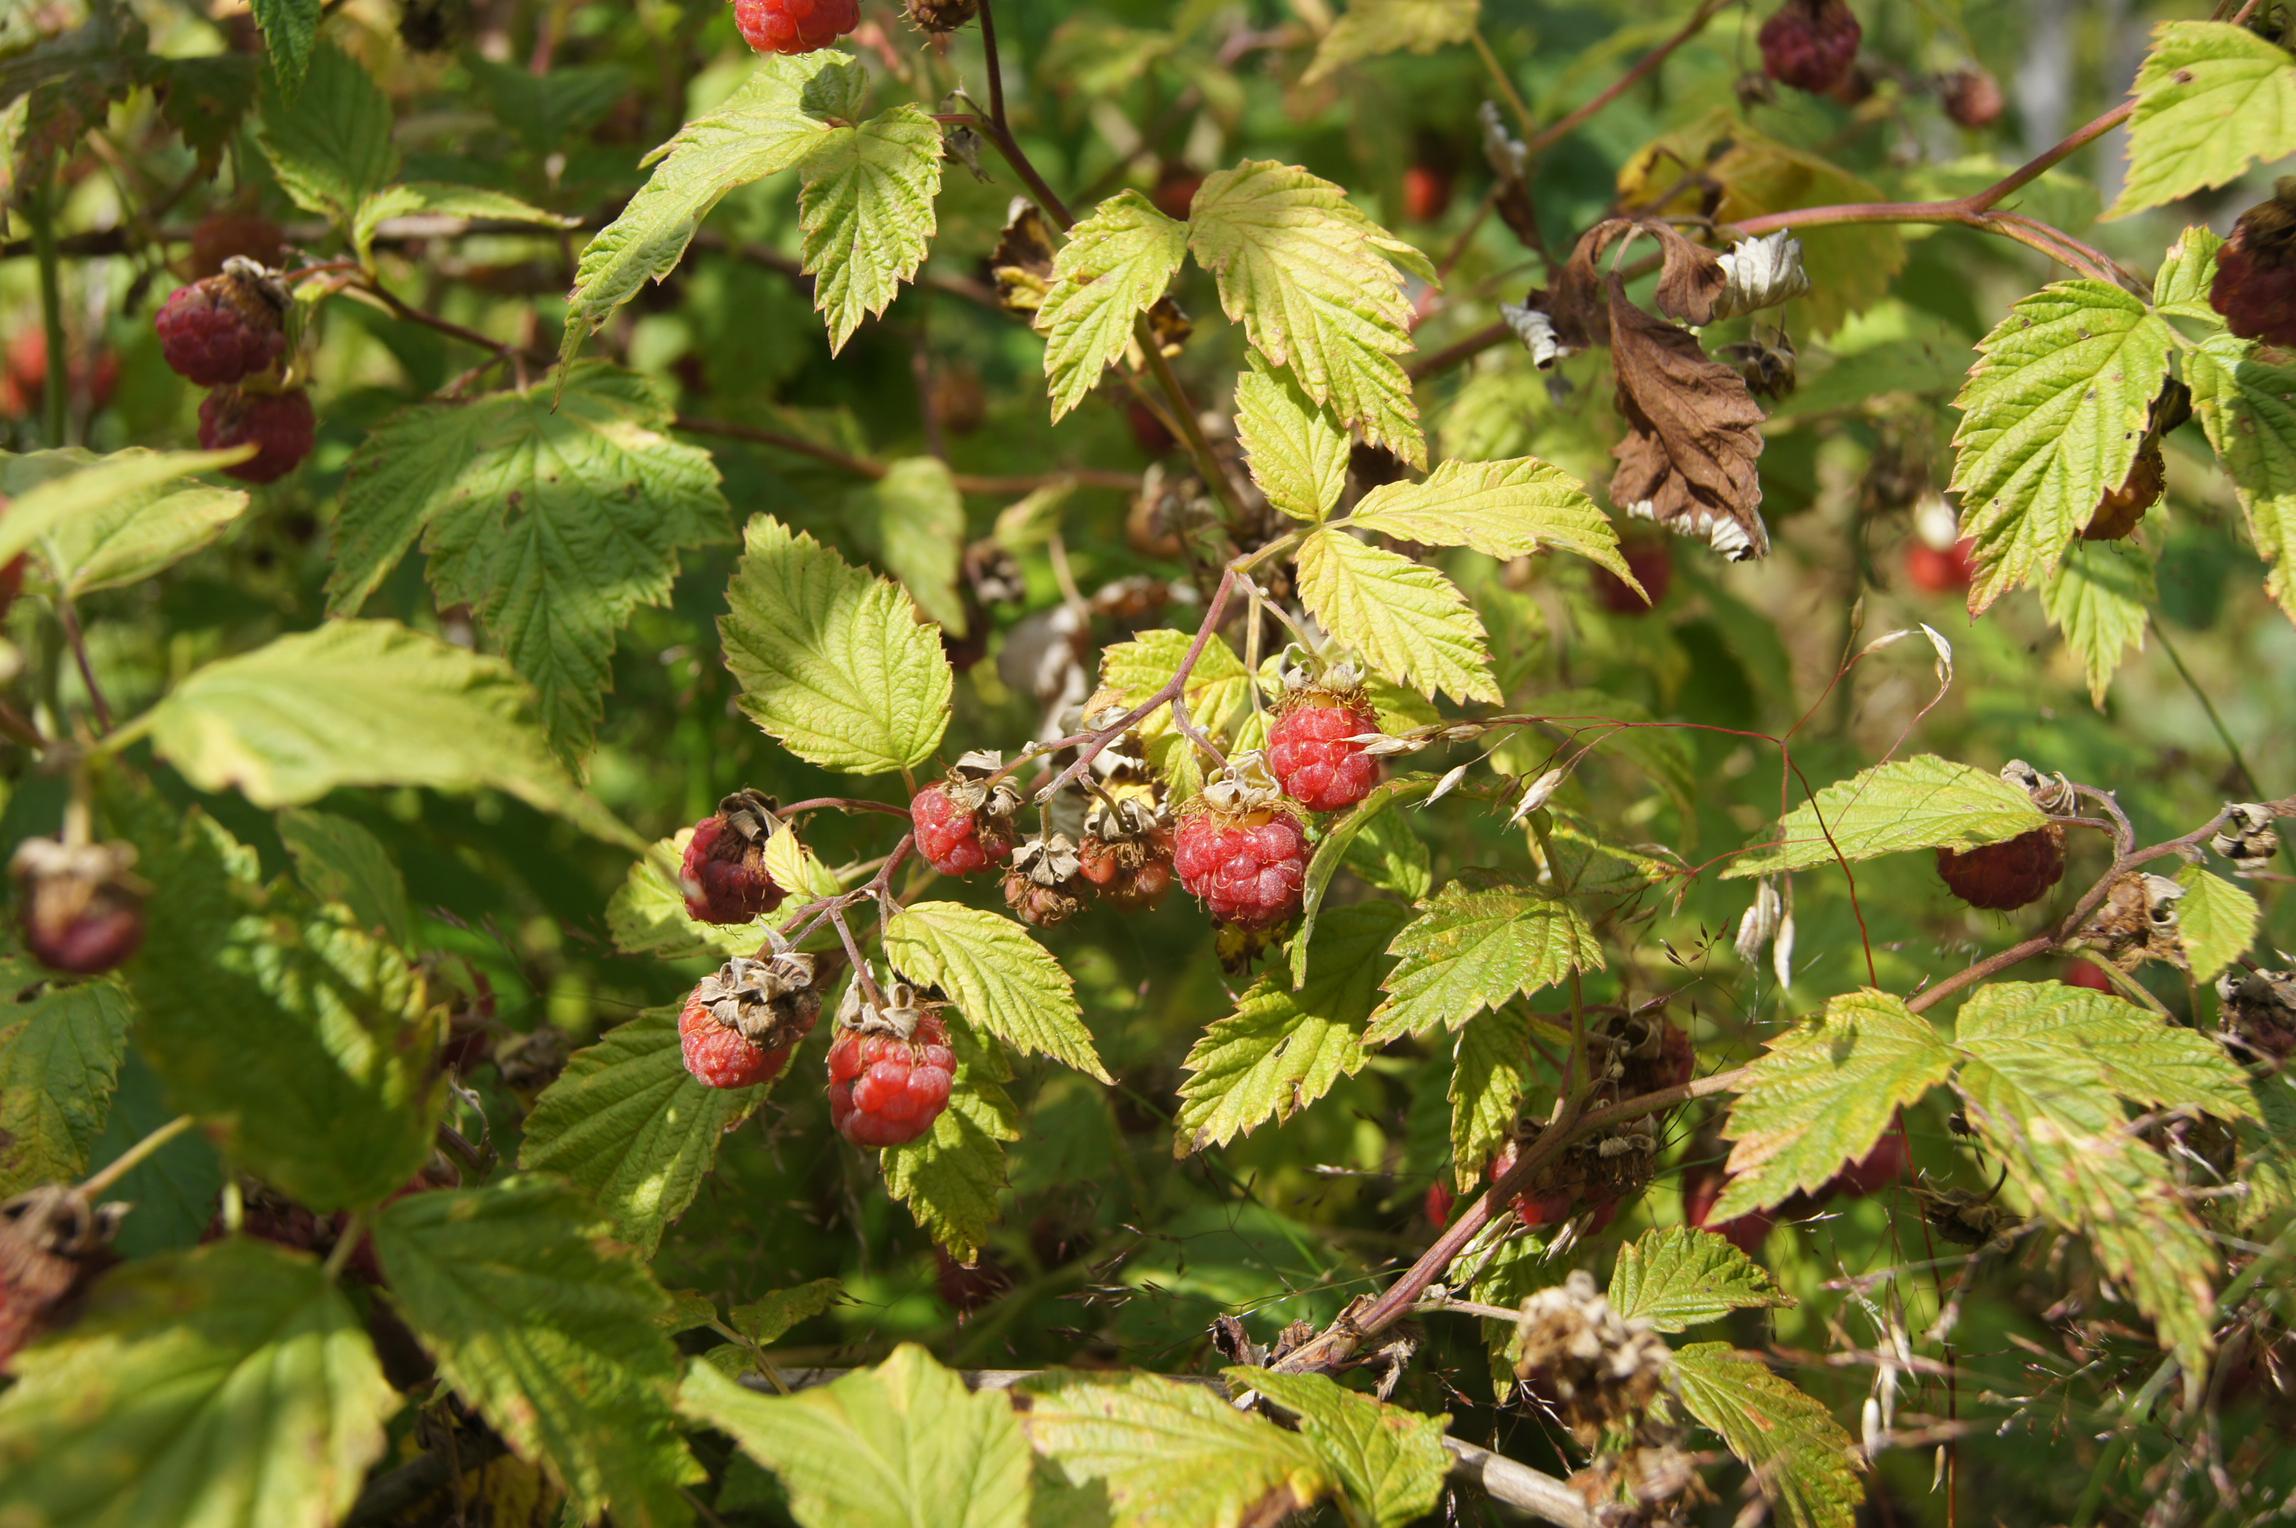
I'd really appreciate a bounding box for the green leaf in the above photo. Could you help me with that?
[141,618,636,848]
[1670,1344,1862,1528]
[86,1050,224,1259]
[1187,160,1430,465]
[798,104,943,354]
[1099,628,1259,797]
[1448,1007,1536,1187]
[1295,530,1497,704]
[254,42,397,223]
[2187,332,2296,624]
[249,0,319,93]
[1723,754,2050,879]
[680,1349,1032,1528]
[2152,225,2226,318]
[562,54,848,366]
[1712,990,1952,1220]
[1953,980,2257,1123]
[1363,882,1602,1047]
[1606,1227,1789,1334]
[1290,774,1439,985]
[728,1279,843,1344]
[1234,354,1350,524]
[0,1240,396,1528]
[1019,1369,1332,1528]
[278,808,416,948]
[0,447,250,582]
[2175,866,2259,984]
[1949,281,2176,611]
[151,56,260,175]
[373,1177,701,1524]
[764,821,843,900]
[1230,1369,1450,1528]
[851,456,967,636]
[1954,1055,2221,1376]
[1039,191,1189,421]
[2040,537,2154,705]
[351,181,573,266]
[518,1007,766,1256]
[2105,22,2296,219]
[884,902,1106,1080]
[1348,457,1635,584]
[0,979,132,1196]
[1175,902,1402,1154]
[720,515,954,775]
[607,830,762,961]
[329,364,732,758]
[881,1057,1022,1264]
[1304,0,1479,84]
[111,800,444,1211]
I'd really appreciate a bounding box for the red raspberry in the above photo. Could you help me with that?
[1595,537,1673,614]
[678,790,785,925]
[1936,825,2066,911]
[9,839,144,975]
[1825,1121,1910,1199]
[2212,187,2296,349]
[677,954,821,1090]
[1076,800,1176,913]
[1758,0,1861,94]
[1491,1140,1620,1232]
[1267,692,1381,814]
[1424,1178,1456,1226]
[2081,442,2164,542]
[1942,67,2004,129]
[910,760,1021,877]
[827,1013,957,1147]
[1173,802,1309,929]
[1150,165,1203,222]
[154,268,287,387]
[1403,162,1453,224]
[1682,1160,1771,1258]
[2064,959,2114,992]
[198,388,315,484]
[732,0,858,54]
[1904,536,1976,594]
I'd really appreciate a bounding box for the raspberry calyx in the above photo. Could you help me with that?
[677,951,822,1090]
[1172,756,1311,930]
[679,789,786,925]
[1266,663,1383,814]
[1003,833,1090,928]
[911,751,1023,876]
[1076,797,1176,912]
[826,976,957,1147]
[154,261,288,387]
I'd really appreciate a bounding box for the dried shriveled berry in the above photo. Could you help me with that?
[0,1186,126,1371]
[904,0,977,32]
[1758,0,1862,94]
[732,0,859,54]
[678,789,785,924]
[2082,442,2165,541]
[1003,834,1090,928]
[153,264,287,386]
[198,388,315,484]
[10,839,145,975]
[1936,824,2066,911]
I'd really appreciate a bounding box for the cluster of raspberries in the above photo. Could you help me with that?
[153,261,312,484]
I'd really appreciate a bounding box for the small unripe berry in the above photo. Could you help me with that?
[1936,825,2066,911]
[154,265,287,387]
[732,0,859,54]
[1758,0,1862,95]
[198,388,315,484]
[1076,799,1176,913]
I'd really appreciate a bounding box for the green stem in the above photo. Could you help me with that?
[81,1114,196,1197]
[30,176,69,443]
[1470,30,1537,145]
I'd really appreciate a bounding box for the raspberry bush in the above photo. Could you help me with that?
[3,4,2295,1526]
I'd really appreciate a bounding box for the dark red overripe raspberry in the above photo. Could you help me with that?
[910,755,1022,877]
[1942,66,2005,128]
[199,388,315,484]
[905,0,977,32]
[678,953,822,1090]
[1595,537,1673,614]
[2212,185,2296,349]
[1077,798,1176,912]
[1936,824,2066,911]
[1758,0,1862,94]
[2082,442,2165,541]
[679,789,785,924]
[1151,165,1203,222]
[153,266,287,387]
[1267,680,1382,814]
[828,1011,957,1148]
[1826,1120,1910,1198]
[9,838,144,975]
[188,213,287,280]
[1682,1159,1771,1258]
[732,0,859,55]
[1173,795,1310,930]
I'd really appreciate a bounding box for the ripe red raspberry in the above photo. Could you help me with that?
[9,838,145,975]
[1424,1178,1456,1226]
[198,388,315,484]
[1267,682,1381,814]
[2064,959,2114,992]
[1490,1140,1618,1233]
[2212,186,2296,349]
[910,756,1022,877]
[1904,536,1976,594]
[1758,0,1861,94]
[828,1011,957,1147]
[1076,799,1175,912]
[1682,1160,1771,1258]
[2082,442,2164,542]
[1403,162,1453,224]
[1936,824,2066,911]
[1595,537,1673,614]
[677,953,822,1090]
[153,266,287,387]
[1173,796,1310,930]
[1941,67,2004,129]
[678,789,784,924]
[732,0,858,54]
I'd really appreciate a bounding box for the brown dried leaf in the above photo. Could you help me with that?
[988,197,1056,315]
[1606,279,1770,560]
